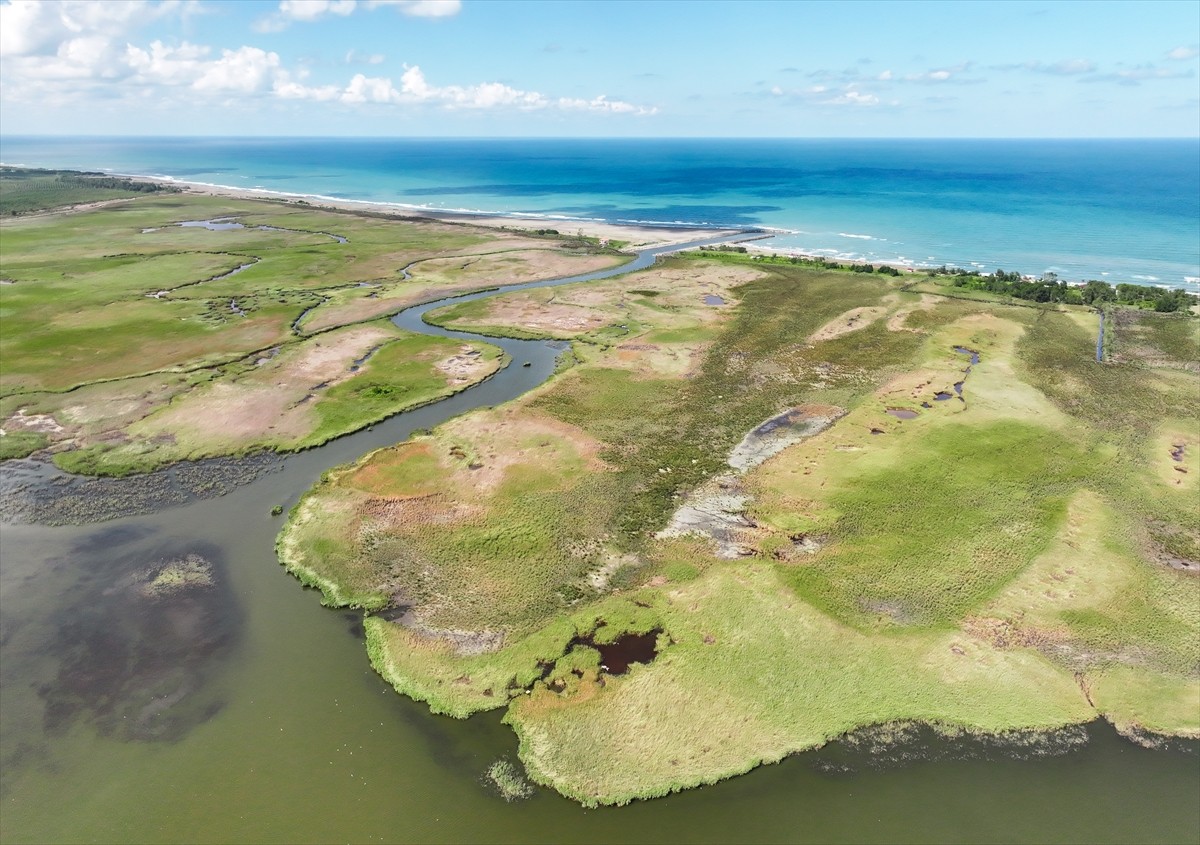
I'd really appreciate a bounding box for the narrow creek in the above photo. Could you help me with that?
[1,235,1196,845]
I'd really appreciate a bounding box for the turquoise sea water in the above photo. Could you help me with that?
[2,136,1198,292]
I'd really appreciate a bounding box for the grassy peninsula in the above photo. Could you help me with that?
[0,178,626,474]
[280,247,1199,805]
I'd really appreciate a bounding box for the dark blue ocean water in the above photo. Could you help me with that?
[3,136,1197,290]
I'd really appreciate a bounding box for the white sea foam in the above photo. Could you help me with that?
[1132,275,1160,282]
[1184,276,1199,284]
[838,232,875,240]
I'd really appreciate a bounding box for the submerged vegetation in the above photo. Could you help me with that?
[485,758,534,801]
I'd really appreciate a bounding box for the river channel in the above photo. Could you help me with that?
[1,236,1197,844]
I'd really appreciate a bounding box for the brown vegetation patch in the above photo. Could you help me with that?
[143,325,394,443]
[409,249,623,292]
[608,341,713,379]
[435,345,502,385]
[886,294,938,332]
[479,297,610,336]
[357,493,485,531]
[440,406,611,494]
[807,306,887,343]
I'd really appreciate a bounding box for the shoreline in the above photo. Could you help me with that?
[107,177,1200,293]
[122,173,751,250]
[5,161,1198,291]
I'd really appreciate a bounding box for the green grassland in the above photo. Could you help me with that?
[0,189,617,472]
[281,248,1199,805]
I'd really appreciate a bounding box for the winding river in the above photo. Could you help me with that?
[1,236,1196,844]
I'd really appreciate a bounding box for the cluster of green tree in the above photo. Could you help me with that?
[742,252,905,276]
[949,270,1197,312]
[699,244,749,253]
[56,174,179,194]
[848,263,902,276]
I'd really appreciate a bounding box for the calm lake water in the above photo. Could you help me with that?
[1,225,1197,845]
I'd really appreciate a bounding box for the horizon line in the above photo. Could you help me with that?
[3,134,1199,143]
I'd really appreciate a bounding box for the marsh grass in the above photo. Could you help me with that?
[279,251,1199,806]
[506,564,1094,807]
[0,430,48,460]
[1,193,610,473]
[485,759,534,801]
[783,421,1095,627]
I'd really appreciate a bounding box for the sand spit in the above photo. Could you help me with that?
[136,178,740,250]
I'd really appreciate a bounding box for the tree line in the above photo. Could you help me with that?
[946,268,1196,312]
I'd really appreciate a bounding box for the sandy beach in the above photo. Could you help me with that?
[130,176,743,250]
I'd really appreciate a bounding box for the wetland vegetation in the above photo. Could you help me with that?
[280,244,1199,805]
[3,183,1197,813]
[0,176,625,475]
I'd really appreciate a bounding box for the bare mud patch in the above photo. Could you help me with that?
[4,409,65,435]
[372,606,504,656]
[660,405,845,557]
[728,404,846,472]
[657,473,756,558]
[435,345,503,386]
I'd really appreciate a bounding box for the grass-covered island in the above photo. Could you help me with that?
[3,179,1197,808]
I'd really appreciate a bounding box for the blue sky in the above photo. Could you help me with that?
[1,0,1197,136]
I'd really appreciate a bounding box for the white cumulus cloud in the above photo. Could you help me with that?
[125,40,211,85]
[280,0,357,21]
[1167,46,1198,61]
[278,64,656,114]
[256,0,460,29]
[770,82,883,107]
[366,0,462,17]
[0,0,162,58]
[194,46,281,93]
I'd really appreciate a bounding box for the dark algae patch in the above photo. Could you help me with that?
[36,535,238,743]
